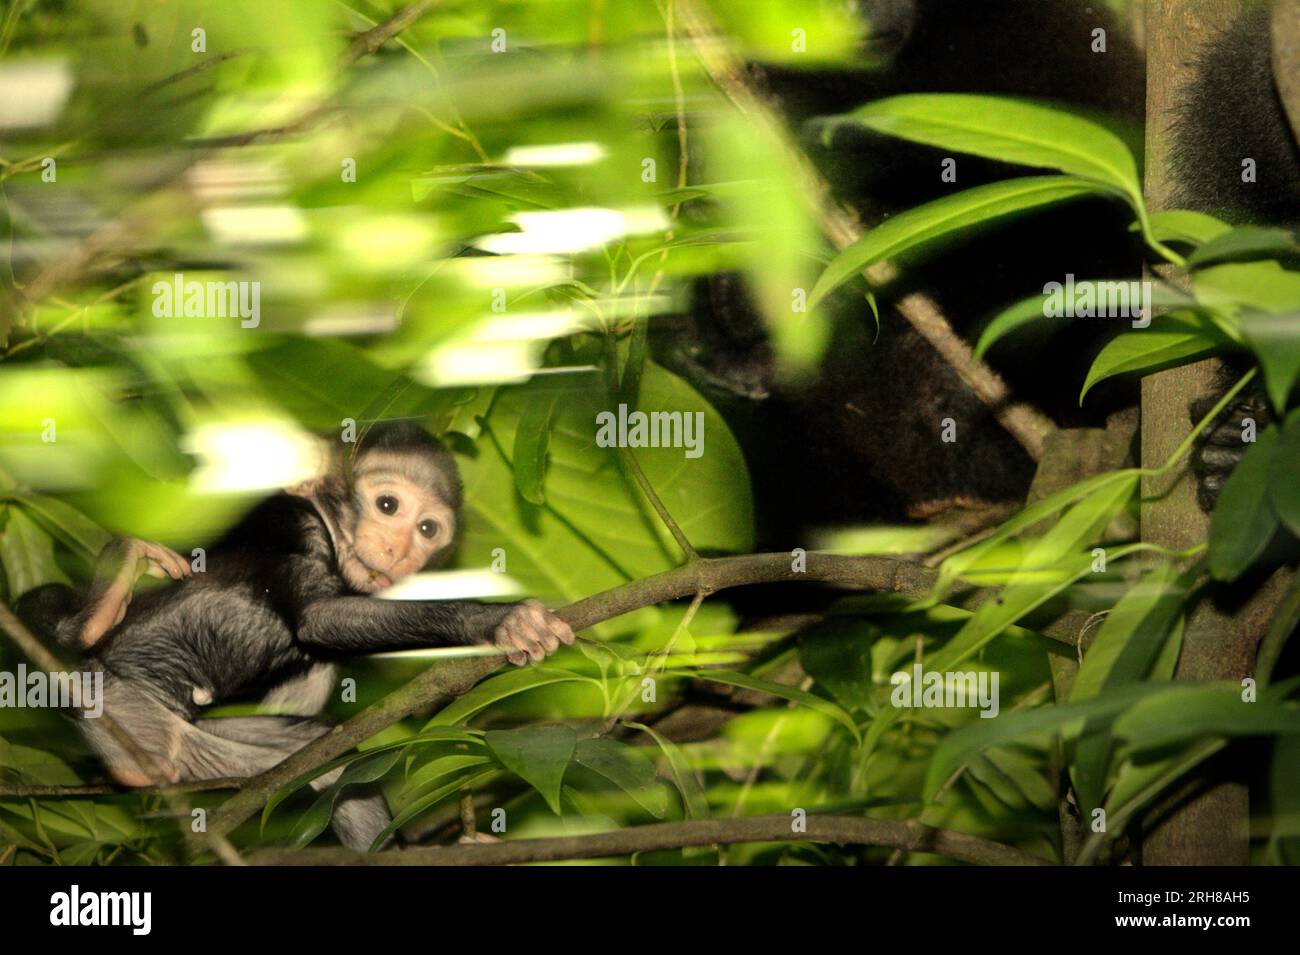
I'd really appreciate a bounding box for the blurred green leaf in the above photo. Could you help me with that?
[1187,227,1297,269]
[693,669,860,741]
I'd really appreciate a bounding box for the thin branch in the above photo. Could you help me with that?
[674,0,1054,461]
[0,777,245,798]
[247,813,1050,866]
[620,446,698,560]
[342,0,438,66]
[206,552,939,840]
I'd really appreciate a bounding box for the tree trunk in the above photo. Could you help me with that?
[1140,0,1250,866]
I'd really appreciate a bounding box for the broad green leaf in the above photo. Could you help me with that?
[8,493,110,558]
[1239,311,1300,411]
[978,283,1198,361]
[245,338,448,432]
[923,683,1160,798]
[930,469,1138,601]
[1080,311,1229,402]
[1194,261,1300,314]
[0,507,68,597]
[1271,410,1300,539]
[1069,562,1190,812]
[809,177,1100,308]
[458,361,754,628]
[693,669,860,741]
[1270,735,1300,864]
[627,721,710,820]
[1187,226,1298,269]
[263,727,481,825]
[798,618,879,712]
[485,725,577,814]
[372,767,499,849]
[1071,563,1190,703]
[1145,209,1232,247]
[426,667,594,728]
[1258,564,1300,686]
[1112,684,1300,749]
[1209,425,1280,581]
[511,386,560,504]
[573,738,668,819]
[284,749,402,850]
[818,95,1141,198]
[402,753,493,806]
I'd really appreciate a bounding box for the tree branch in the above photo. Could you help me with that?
[342,0,439,66]
[248,813,1049,866]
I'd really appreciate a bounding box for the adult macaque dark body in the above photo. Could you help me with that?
[18,423,573,850]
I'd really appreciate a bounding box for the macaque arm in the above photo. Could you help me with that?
[71,538,192,648]
[296,596,574,664]
[295,596,509,653]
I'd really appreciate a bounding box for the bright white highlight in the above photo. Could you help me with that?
[502,142,607,167]
[184,420,323,492]
[475,206,669,255]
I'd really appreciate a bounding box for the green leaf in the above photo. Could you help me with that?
[372,767,499,849]
[929,475,1139,674]
[399,754,493,807]
[798,618,879,712]
[1187,226,1298,269]
[809,176,1101,308]
[1080,311,1229,402]
[1112,684,1300,749]
[692,669,861,741]
[1239,311,1300,411]
[510,386,560,505]
[573,738,668,819]
[628,721,710,820]
[1270,735,1300,864]
[1068,562,1190,813]
[1272,410,1300,539]
[1209,425,1281,582]
[1194,261,1300,313]
[978,284,1197,361]
[923,683,1160,798]
[0,506,68,597]
[931,470,1138,599]
[458,361,754,629]
[283,749,402,850]
[7,494,110,558]
[425,667,594,728]
[263,727,480,825]
[1145,210,1232,247]
[484,725,577,814]
[818,95,1141,198]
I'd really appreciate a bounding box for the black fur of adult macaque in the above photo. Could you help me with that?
[664,0,1300,536]
[16,422,574,851]
[657,0,1146,542]
[1171,3,1300,226]
[1189,381,1274,513]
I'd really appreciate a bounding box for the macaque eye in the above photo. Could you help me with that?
[417,519,438,539]
[376,495,399,515]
